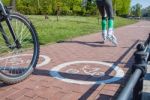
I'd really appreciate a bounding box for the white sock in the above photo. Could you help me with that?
[102,30,107,34]
[108,28,114,35]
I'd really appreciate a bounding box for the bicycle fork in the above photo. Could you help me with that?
[0,1,20,49]
[5,17,21,49]
[0,19,21,49]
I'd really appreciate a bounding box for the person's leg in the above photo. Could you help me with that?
[105,0,114,31]
[104,0,118,46]
[96,0,107,42]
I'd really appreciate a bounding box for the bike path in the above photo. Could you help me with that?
[0,21,150,100]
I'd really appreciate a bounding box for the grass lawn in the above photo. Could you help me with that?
[27,15,137,45]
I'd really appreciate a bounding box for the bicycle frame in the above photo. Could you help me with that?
[0,1,20,49]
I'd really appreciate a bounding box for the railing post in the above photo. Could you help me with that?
[133,72,144,100]
[132,43,147,100]
[147,33,150,61]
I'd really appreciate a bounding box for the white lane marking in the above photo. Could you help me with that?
[0,54,51,67]
[49,61,125,85]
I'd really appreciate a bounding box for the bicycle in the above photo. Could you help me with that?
[0,1,39,84]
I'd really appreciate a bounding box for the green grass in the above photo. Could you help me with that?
[27,15,137,45]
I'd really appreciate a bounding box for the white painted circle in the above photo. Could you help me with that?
[49,61,125,85]
[37,55,51,67]
[0,54,51,67]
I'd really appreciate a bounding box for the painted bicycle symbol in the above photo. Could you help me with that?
[6,57,24,66]
[50,61,125,85]
[66,65,105,77]
[0,54,51,68]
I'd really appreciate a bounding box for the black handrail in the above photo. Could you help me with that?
[117,69,142,100]
[117,33,150,100]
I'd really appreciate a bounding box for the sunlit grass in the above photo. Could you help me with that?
[20,15,138,45]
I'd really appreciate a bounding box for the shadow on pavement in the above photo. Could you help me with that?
[142,92,150,100]
[57,40,115,47]
[34,69,118,82]
[0,82,10,88]
[33,40,139,100]
[144,73,150,80]
[79,40,139,100]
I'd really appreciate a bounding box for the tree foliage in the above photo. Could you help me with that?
[113,0,130,16]
[130,3,142,17]
[2,0,131,16]
[142,6,150,17]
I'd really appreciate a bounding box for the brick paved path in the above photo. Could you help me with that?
[0,21,150,100]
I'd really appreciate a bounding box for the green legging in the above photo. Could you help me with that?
[96,0,114,30]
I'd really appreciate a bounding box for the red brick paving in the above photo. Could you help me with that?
[1,21,150,100]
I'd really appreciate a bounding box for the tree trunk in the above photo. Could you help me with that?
[10,0,16,11]
[113,0,116,16]
[57,6,60,21]
[56,0,60,22]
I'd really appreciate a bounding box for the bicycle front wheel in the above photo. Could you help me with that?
[0,13,39,84]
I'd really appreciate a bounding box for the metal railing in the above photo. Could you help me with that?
[117,34,150,100]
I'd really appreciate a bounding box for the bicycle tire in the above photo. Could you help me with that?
[0,13,39,84]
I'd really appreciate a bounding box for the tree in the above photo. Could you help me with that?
[113,0,131,16]
[10,0,131,16]
[56,0,61,21]
[142,6,150,17]
[10,0,16,11]
[131,3,142,17]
